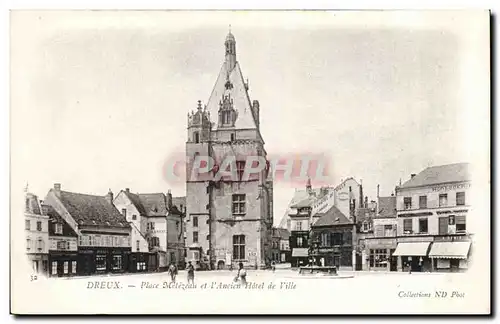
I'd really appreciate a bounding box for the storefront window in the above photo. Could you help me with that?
[96,255,106,271]
[112,255,122,270]
[137,262,146,271]
[370,249,388,268]
[72,261,77,273]
[51,261,57,275]
[63,261,69,274]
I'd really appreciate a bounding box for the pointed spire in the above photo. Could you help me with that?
[197,100,202,111]
[225,27,236,72]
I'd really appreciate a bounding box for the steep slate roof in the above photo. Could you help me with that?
[124,192,147,216]
[172,196,186,210]
[400,162,470,189]
[377,196,397,218]
[125,192,183,217]
[58,191,128,227]
[205,61,258,131]
[25,193,42,215]
[312,205,352,227]
[137,193,168,217]
[44,204,78,237]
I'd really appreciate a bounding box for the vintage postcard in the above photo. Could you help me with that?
[10,10,491,315]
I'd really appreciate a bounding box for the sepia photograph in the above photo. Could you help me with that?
[9,9,491,315]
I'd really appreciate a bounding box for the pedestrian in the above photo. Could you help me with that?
[271,261,276,273]
[187,261,195,284]
[168,262,178,283]
[236,262,247,286]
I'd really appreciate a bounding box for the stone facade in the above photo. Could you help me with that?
[185,31,273,270]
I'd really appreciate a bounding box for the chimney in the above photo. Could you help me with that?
[364,196,368,208]
[106,189,113,205]
[54,183,61,197]
[166,189,173,209]
[377,184,380,198]
[411,173,416,179]
[359,182,363,209]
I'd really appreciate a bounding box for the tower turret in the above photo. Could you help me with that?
[224,26,236,72]
[187,100,211,143]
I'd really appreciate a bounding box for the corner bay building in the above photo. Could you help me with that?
[185,31,273,269]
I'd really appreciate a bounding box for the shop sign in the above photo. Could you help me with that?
[431,183,471,192]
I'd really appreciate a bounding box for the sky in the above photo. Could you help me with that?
[11,11,488,225]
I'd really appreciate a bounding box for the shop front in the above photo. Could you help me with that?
[429,241,471,272]
[77,247,131,275]
[393,242,432,272]
[291,248,309,267]
[128,252,158,273]
[364,238,398,271]
[49,251,78,277]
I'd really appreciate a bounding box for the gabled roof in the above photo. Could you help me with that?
[136,193,168,217]
[57,190,128,227]
[400,163,470,189]
[44,204,78,237]
[205,62,258,131]
[377,196,397,218]
[25,192,43,215]
[172,196,186,211]
[123,192,147,216]
[124,191,182,217]
[312,205,352,227]
[335,177,360,191]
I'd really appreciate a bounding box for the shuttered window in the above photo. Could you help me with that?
[438,217,448,235]
[456,216,466,232]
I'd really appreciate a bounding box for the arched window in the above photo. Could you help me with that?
[194,132,200,143]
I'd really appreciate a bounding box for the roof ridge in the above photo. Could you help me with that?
[60,190,107,198]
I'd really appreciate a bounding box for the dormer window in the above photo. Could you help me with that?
[54,223,63,234]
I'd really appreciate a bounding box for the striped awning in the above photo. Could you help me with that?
[292,248,309,257]
[392,242,431,256]
[429,241,471,259]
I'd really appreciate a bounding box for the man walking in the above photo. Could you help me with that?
[168,262,178,283]
[187,261,195,284]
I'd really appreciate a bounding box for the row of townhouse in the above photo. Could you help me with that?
[24,183,185,277]
[364,162,472,273]
[280,162,472,273]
